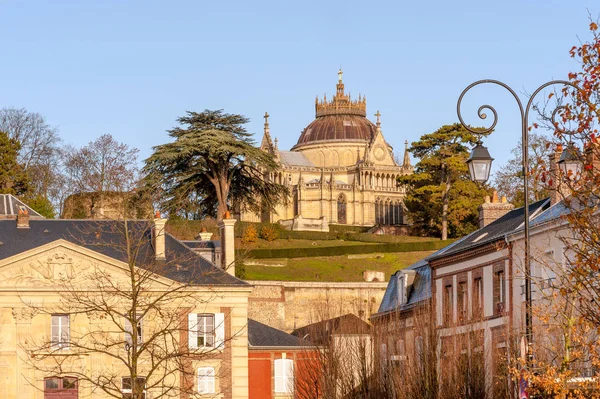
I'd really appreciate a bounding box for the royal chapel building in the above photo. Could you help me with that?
[241,70,413,227]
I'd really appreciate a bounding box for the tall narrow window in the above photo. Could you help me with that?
[444,284,453,325]
[473,277,483,317]
[124,313,143,349]
[198,367,215,394]
[457,281,467,322]
[274,358,294,393]
[494,269,506,314]
[51,314,69,349]
[337,194,347,224]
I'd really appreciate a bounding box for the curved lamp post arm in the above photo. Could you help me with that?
[457,78,584,370]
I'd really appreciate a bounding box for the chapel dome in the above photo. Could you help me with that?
[293,70,377,149]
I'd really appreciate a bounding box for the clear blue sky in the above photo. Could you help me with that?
[0,0,597,173]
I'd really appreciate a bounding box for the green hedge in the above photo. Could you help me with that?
[243,239,456,259]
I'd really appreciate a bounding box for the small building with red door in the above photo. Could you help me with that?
[248,319,318,399]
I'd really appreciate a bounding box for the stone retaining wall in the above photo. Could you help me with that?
[246,280,388,332]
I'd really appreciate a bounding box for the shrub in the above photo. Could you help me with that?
[241,225,258,244]
[259,225,279,242]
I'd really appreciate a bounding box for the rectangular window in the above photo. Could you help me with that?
[124,313,143,349]
[457,281,467,322]
[188,313,225,350]
[494,270,505,314]
[198,367,216,394]
[274,358,294,393]
[51,314,69,349]
[473,277,483,316]
[122,377,146,399]
[444,284,453,324]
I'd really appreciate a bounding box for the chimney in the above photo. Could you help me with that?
[17,207,30,228]
[218,211,236,276]
[197,227,213,242]
[153,211,167,261]
[478,191,514,228]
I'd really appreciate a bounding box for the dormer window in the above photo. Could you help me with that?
[397,274,407,305]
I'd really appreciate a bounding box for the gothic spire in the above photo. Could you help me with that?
[260,111,275,155]
[402,140,411,168]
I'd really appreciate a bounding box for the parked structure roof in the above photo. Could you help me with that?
[0,194,44,219]
[248,319,305,348]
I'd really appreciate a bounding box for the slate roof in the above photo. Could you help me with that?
[0,194,44,219]
[182,240,221,250]
[429,197,550,260]
[248,319,306,348]
[375,236,467,316]
[291,314,370,345]
[0,219,247,286]
[278,151,314,167]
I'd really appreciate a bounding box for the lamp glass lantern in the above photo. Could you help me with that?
[557,143,582,178]
[466,142,494,183]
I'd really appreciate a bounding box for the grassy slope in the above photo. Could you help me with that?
[243,251,435,282]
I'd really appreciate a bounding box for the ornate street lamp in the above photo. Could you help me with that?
[558,142,582,178]
[457,79,583,385]
[466,141,494,182]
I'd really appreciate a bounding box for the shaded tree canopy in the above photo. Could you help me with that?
[144,109,288,221]
[492,132,552,207]
[399,124,490,239]
[0,131,30,196]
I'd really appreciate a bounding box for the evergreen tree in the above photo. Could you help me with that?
[144,110,288,221]
[399,124,490,239]
[0,131,30,196]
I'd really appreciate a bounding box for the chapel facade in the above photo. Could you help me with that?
[241,70,413,227]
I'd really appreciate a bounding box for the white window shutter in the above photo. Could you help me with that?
[285,359,294,393]
[274,359,284,393]
[188,313,198,349]
[214,313,225,349]
[124,316,133,347]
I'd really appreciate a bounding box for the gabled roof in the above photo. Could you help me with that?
[248,319,305,349]
[0,194,44,219]
[429,198,550,260]
[0,219,247,287]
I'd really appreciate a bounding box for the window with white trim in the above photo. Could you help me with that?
[122,377,146,399]
[188,313,225,349]
[124,313,143,349]
[51,314,70,349]
[197,367,215,394]
[274,358,294,393]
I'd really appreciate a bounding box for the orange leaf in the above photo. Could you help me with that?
[548,92,554,99]
[591,22,598,31]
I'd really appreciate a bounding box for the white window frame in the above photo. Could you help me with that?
[188,313,225,350]
[197,367,215,394]
[51,314,69,349]
[121,376,146,398]
[274,358,294,394]
[124,313,143,349]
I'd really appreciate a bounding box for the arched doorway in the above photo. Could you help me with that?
[337,193,347,224]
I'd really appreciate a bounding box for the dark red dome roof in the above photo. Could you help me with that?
[294,115,376,147]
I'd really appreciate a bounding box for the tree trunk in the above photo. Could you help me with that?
[214,174,230,222]
[441,165,450,241]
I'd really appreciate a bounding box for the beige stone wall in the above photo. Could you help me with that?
[247,280,388,332]
[0,240,251,399]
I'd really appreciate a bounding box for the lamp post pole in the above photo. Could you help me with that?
[456,79,581,374]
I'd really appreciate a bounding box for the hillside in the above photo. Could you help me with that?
[166,220,451,282]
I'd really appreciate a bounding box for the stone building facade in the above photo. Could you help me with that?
[240,70,413,227]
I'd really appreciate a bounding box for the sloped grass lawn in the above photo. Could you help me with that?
[243,251,435,282]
